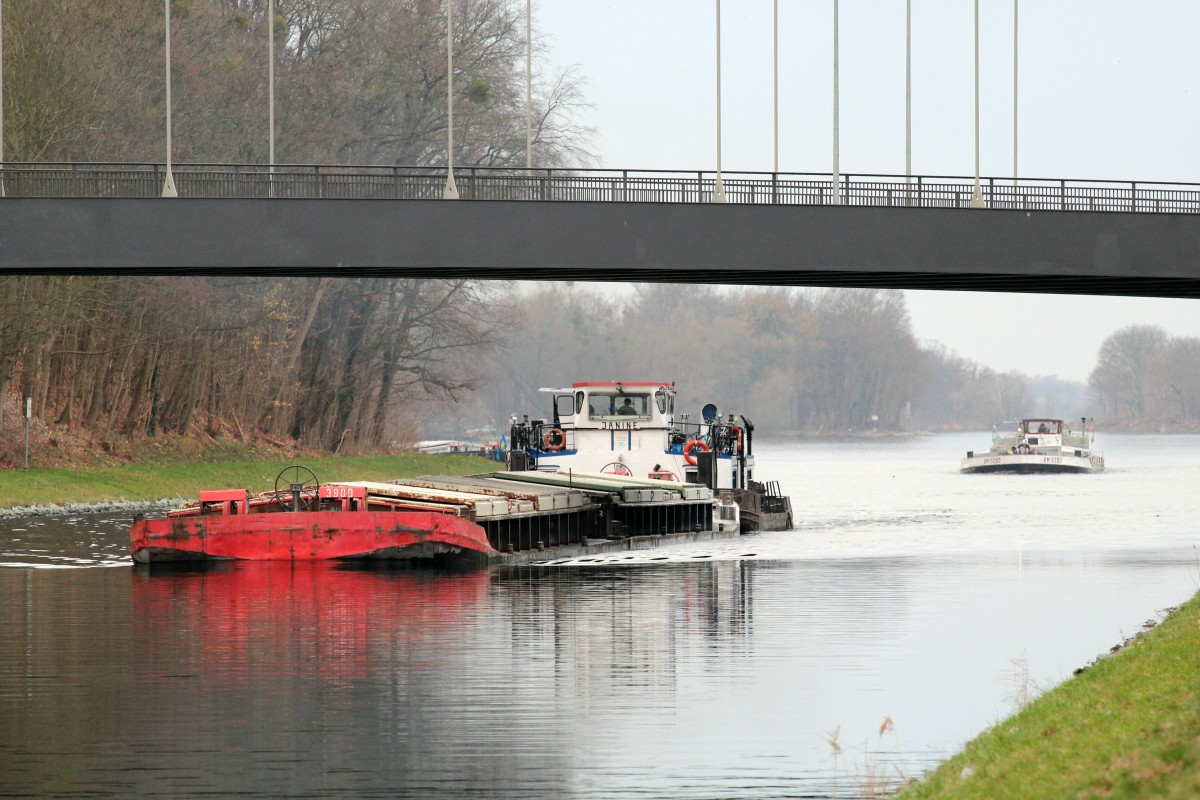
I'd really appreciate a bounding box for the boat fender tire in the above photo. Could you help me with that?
[683,439,710,465]
[542,428,567,451]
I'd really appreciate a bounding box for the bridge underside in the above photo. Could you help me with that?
[3,198,1200,296]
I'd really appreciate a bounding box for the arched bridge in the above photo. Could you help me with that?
[3,163,1200,296]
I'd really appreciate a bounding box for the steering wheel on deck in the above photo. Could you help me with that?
[601,462,633,476]
[273,465,320,512]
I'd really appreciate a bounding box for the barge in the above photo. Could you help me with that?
[130,465,740,565]
[130,380,793,565]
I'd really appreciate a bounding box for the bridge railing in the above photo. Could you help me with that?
[2,163,1198,213]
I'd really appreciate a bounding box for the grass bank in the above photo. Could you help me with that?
[895,589,1200,799]
[0,452,495,510]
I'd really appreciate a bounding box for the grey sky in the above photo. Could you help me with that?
[534,1,1200,384]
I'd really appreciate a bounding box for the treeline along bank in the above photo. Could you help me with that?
[1,278,1193,468]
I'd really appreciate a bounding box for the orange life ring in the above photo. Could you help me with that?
[542,428,566,451]
[683,439,709,465]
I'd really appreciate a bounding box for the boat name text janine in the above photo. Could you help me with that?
[600,420,642,430]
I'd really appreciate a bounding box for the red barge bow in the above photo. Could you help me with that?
[130,505,494,562]
[131,473,496,564]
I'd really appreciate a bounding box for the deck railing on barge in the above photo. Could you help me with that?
[483,490,718,553]
[480,505,597,553]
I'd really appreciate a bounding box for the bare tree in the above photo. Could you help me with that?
[1143,337,1200,425]
[1,0,595,167]
[1088,324,1167,419]
[805,289,923,432]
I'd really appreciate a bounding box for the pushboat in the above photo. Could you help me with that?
[506,381,794,531]
[960,417,1105,474]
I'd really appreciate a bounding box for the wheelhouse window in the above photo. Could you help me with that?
[655,387,672,415]
[587,392,652,420]
[556,394,575,420]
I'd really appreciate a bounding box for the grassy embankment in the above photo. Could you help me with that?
[0,451,493,510]
[895,589,1200,800]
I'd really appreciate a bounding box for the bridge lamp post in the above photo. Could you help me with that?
[905,0,911,193]
[443,0,459,199]
[713,0,726,203]
[969,0,985,208]
[268,0,275,195]
[773,0,778,176]
[831,0,840,205]
[1,0,5,198]
[526,0,532,174]
[162,0,178,198]
[1013,0,1019,193]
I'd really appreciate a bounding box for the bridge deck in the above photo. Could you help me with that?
[2,164,1199,296]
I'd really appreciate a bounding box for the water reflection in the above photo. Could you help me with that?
[0,555,1000,797]
[3,561,778,797]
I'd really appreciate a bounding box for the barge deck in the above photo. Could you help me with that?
[130,467,741,565]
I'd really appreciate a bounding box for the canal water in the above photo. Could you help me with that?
[1,434,1197,798]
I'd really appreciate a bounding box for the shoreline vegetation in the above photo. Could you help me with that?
[895,589,1200,799]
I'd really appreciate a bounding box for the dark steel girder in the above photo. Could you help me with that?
[3,197,1200,296]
